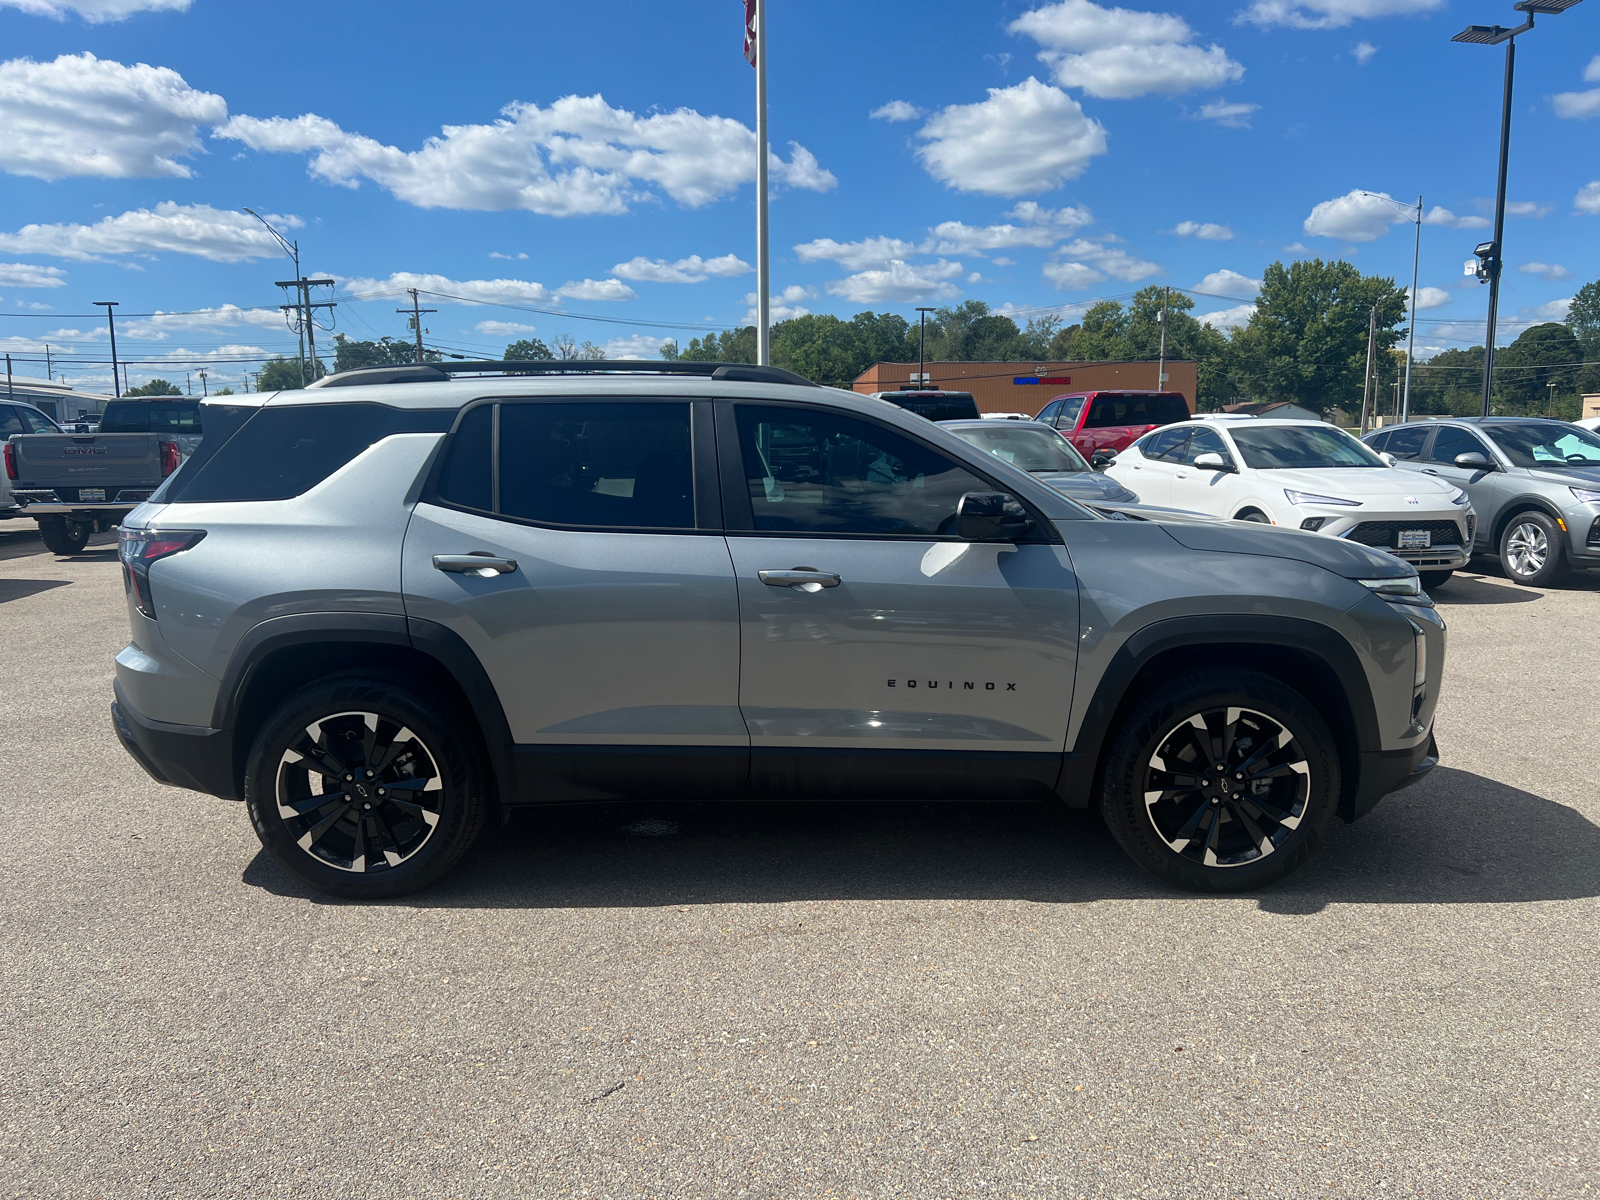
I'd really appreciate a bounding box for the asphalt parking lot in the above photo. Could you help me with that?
[1,521,1596,1199]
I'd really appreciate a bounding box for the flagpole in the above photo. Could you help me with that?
[754,0,770,366]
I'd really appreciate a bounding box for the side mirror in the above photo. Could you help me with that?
[1454,451,1491,470]
[1380,452,1398,467]
[1192,452,1232,472]
[1089,449,1117,468]
[957,491,1032,541]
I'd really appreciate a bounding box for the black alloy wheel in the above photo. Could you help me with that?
[1499,511,1569,587]
[245,672,488,898]
[1099,668,1338,892]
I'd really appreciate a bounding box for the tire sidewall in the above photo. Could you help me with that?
[1499,511,1566,586]
[244,672,487,899]
[1100,670,1340,893]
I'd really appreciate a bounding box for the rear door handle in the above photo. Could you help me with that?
[433,553,518,576]
[758,568,841,592]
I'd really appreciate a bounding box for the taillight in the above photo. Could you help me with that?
[117,528,205,619]
[3,442,16,480]
[159,440,180,477]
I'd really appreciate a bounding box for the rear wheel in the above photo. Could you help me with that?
[1235,509,1271,524]
[1418,569,1453,591]
[1499,511,1569,587]
[37,516,89,555]
[244,671,490,899]
[1098,668,1339,892]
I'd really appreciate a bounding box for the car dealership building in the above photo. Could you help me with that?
[851,359,1198,416]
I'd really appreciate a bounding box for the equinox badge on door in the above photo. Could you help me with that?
[888,679,1017,691]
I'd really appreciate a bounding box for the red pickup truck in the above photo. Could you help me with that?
[1034,390,1192,463]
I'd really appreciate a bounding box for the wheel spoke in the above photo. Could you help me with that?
[285,738,344,781]
[1231,802,1275,859]
[1168,798,1213,853]
[385,797,442,827]
[370,810,406,867]
[296,803,351,853]
[1246,758,1307,783]
[350,811,368,873]
[383,776,440,793]
[371,727,417,775]
[283,791,346,817]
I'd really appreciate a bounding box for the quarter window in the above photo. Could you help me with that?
[734,405,989,536]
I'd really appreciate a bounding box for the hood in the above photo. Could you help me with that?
[1526,464,1600,487]
[1265,466,1457,501]
[1038,471,1139,504]
[1157,519,1410,579]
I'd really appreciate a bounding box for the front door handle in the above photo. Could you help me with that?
[758,568,841,592]
[1422,468,1440,475]
[434,553,518,576]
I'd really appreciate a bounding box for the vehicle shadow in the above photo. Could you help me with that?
[243,767,1600,914]
[0,578,71,604]
[1432,574,1542,604]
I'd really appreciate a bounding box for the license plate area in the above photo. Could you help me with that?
[78,488,106,502]
[1397,528,1431,550]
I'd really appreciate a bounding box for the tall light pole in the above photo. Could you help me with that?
[915,307,937,389]
[1453,0,1585,418]
[1360,192,1424,421]
[244,208,307,384]
[93,301,120,397]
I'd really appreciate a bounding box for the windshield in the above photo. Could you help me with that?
[98,399,203,435]
[1484,422,1600,468]
[1228,424,1384,469]
[949,425,1090,473]
[888,393,980,423]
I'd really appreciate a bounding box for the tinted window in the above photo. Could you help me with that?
[1083,393,1190,429]
[1232,425,1384,469]
[99,399,203,435]
[1426,426,1490,465]
[736,405,989,536]
[947,424,1089,473]
[1143,426,1191,462]
[435,405,492,512]
[17,407,57,433]
[1483,422,1600,467]
[1381,425,1430,460]
[888,393,981,422]
[1183,427,1233,466]
[498,402,693,529]
[0,408,22,437]
[1053,396,1087,430]
[1036,400,1062,423]
[167,403,451,503]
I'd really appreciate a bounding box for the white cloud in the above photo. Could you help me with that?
[217,95,835,216]
[914,78,1108,196]
[1422,205,1490,230]
[488,251,529,261]
[1053,238,1161,282]
[611,253,751,283]
[991,256,1016,266]
[0,0,189,22]
[794,236,920,271]
[1171,220,1233,240]
[553,278,635,302]
[601,333,670,359]
[744,285,817,323]
[1195,268,1261,295]
[1554,89,1600,119]
[826,261,964,304]
[0,53,226,181]
[0,202,300,262]
[870,100,922,122]
[1237,0,1442,31]
[925,221,1056,256]
[1192,99,1258,127]
[1406,286,1452,310]
[1009,0,1244,99]
[123,305,285,338]
[1503,200,1551,219]
[1588,55,1600,82]
[1304,189,1416,242]
[1042,260,1105,289]
[1283,242,1310,253]
[1519,262,1573,282]
[1516,299,1573,325]
[1007,201,1096,230]
[1200,303,1255,329]
[1576,182,1600,215]
[475,320,538,337]
[1352,41,1379,64]
[340,272,557,306]
[0,262,67,287]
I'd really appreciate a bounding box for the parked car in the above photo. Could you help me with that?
[1574,417,1600,435]
[1364,417,1600,586]
[1034,390,1192,459]
[1106,418,1473,589]
[939,419,1141,507]
[0,399,63,517]
[111,359,1443,900]
[870,390,981,422]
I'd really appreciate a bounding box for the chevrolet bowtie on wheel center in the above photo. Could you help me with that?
[109,360,1445,898]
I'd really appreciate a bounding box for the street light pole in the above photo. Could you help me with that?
[93,301,120,398]
[915,307,937,389]
[1403,196,1421,421]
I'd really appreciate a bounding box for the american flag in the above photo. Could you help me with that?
[743,0,757,67]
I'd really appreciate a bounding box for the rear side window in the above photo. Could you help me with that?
[890,393,981,422]
[17,407,56,433]
[1426,426,1488,465]
[1083,393,1190,429]
[435,405,492,512]
[99,399,203,434]
[1053,396,1087,430]
[0,408,22,437]
[165,403,452,503]
[1380,425,1430,460]
[1143,427,1191,462]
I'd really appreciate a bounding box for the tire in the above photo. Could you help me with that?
[1235,509,1271,524]
[1498,511,1570,587]
[1418,570,1453,591]
[244,671,490,899]
[37,516,89,555]
[1098,668,1340,893]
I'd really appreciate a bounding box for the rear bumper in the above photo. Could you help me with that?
[1347,730,1438,822]
[16,503,139,517]
[111,680,237,800]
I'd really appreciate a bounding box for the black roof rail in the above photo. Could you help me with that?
[307,359,820,389]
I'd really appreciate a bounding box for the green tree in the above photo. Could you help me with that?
[332,334,435,373]
[551,333,605,360]
[1495,322,1584,416]
[1228,259,1407,417]
[504,338,552,360]
[125,378,182,396]
[1566,276,1600,395]
[1407,345,1485,416]
[213,386,236,396]
[257,356,322,391]
[665,327,757,363]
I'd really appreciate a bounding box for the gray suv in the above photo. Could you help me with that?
[110,361,1445,899]
[1364,417,1600,586]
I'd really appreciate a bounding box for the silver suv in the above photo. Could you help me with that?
[110,361,1445,899]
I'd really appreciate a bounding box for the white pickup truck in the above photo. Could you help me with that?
[3,397,201,553]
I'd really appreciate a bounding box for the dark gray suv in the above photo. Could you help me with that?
[110,361,1445,899]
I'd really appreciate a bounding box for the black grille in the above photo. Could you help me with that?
[1344,520,1463,549]
[1588,517,1600,548]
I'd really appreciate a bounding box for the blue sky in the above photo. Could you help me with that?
[0,0,1595,394]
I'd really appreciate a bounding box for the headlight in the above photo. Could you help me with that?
[1358,576,1423,599]
[1450,489,1471,506]
[1284,489,1361,507]
[1571,486,1600,504]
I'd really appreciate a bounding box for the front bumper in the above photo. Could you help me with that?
[111,681,237,800]
[1388,546,1470,571]
[1347,730,1439,822]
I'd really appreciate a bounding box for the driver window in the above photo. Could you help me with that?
[1182,427,1234,467]
[1144,426,1191,462]
[733,405,988,536]
[1426,426,1488,465]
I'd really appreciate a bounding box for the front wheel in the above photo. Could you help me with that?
[1098,668,1339,892]
[37,516,89,555]
[1418,569,1453,591]
[244,672,490,899]
[1499,511,1569,587]
[1234,509,1271,524]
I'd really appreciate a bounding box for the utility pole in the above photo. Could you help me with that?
[198,369,209,398]
[1403,195,1421,421]
[93,301,120,398]
[185,371,192,396]
[44,343,51,382]
[1547,379,1557,416]
[915,307,937,388]
[399,289,437,363]
[1156,286,1171,393]
[6,353,12,401]
[276,277,335,385]
[1359,303,1379,435]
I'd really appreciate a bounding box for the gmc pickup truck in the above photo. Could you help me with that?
[3,397,203,553]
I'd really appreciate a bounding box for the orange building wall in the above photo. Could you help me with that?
[852,360,1198,417]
